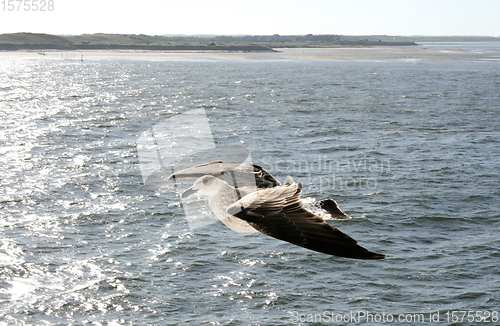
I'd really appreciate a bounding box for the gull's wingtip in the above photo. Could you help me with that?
[340,251,386,260]
[369,252,386,259]
[349,247,386,260]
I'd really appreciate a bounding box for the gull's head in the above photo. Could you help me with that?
[181,175,227,199]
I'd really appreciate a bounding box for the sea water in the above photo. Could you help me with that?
[1,45,499,325]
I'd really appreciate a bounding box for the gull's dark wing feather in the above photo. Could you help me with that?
[227,183,385,260]
[168,161,280,188]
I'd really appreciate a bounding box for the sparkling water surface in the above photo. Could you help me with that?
[1,46,500,325]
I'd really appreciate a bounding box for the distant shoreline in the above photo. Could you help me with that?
[0,32,420,53]
[2,33,499,54]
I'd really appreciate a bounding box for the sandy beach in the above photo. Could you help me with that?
[2,44,499,61]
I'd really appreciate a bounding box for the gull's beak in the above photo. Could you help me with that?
[181,187,198,199]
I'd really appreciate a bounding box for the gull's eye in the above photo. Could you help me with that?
[203,178,209,185]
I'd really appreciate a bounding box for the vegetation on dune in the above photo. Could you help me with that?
[0,32,277,51]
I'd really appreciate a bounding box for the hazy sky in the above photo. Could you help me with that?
[1,0,499,36]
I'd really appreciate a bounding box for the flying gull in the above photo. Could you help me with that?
[170,161,385,260]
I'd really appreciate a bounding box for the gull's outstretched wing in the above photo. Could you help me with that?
[226,182,385,260]
[168,161,280,189]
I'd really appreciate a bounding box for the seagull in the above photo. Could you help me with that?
[170,161,385,260]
